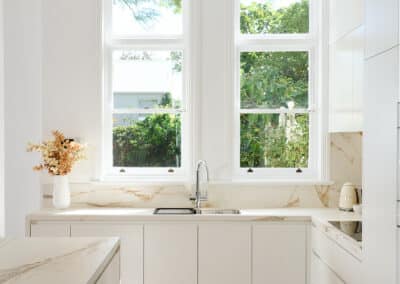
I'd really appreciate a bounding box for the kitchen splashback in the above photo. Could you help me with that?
[40,133,361,209]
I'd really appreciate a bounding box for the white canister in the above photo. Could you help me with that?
[339,183,358,211]
[53,175,71,209]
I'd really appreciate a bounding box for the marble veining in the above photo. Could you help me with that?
[0,238,119,284]
[39,133,361,210]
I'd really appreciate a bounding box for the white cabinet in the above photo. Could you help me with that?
[71,224,143,284]
[28,220,310,284]
[252,223,307,284]
[143,224,197,284]
[198,224,251,284]
[329,26,364,132]
[365,0,399,58]
[30,223,70,237]
[363,47,398,284]
[329,0,364,43]
[310,252,344,284]
[311,227,361,284]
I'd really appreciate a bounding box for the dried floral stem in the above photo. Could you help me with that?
[27,130,86,176]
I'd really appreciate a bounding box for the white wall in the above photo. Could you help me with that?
[42,0,102,183]
[4,0,42,237]
[0,0,5,237]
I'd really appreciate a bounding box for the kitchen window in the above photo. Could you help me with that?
[235,0,321,179]
[103,0,189,178]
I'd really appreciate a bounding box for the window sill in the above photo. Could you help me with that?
[209,179,334,186]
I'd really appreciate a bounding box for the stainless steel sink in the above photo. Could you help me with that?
[153,208,241,215]
[154,208,196,215]
[199,209,241,215]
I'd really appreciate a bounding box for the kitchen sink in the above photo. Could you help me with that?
[153,208,241,215]
[154,208,196,215]
[198,209,241,215]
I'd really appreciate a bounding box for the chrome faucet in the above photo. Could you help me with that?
[192,160,209,212]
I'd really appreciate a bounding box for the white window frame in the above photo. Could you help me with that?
[233,0,323,180]
[102,0,193,181]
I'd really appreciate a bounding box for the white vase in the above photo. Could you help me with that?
[53,175,71,209]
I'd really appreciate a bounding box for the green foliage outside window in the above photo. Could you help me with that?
[113,0,310,169]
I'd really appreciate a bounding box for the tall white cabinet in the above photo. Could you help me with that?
[364,0,400,283]
[329,0,364,132]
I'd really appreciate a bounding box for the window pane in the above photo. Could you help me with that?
[240,51,309,109]
[112,0,182,36]
[113,113,181,167]
[240,113,309,168]
[113,50,183,109]
[240,0,309,34]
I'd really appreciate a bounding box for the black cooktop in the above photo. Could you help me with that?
[328,221,362,242]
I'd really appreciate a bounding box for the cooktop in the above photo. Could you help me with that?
[328,221,362,242]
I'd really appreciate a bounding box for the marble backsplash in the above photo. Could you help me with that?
[41,132,362,209]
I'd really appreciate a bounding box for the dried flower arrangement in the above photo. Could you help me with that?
[27,130,86,176]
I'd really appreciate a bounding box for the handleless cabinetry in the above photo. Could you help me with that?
[363,46,399,284]
[329,0,365,132]
[27,215,309,284]
[365,0,399,58]
[30,223,70,237]
[198,224,251,284]
[252,224,308,284]
[144,224,197,284]
[310,252,344,284]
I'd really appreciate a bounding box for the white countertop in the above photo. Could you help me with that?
[0,237,120,284]
[27,207,359,222]
[27,207,362,259]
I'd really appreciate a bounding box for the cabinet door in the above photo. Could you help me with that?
[198,224,251,284]
[329,0,364,43]
[30,223,70,237]
[71,224,143,284]
[329,33,354,132]
[144,224,197,284]
[365,0,398,58]
[352,26,365,128]
[363,48,398,284]
[310,251,344,284]
[253,223,307,284]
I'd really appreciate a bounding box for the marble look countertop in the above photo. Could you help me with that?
[0,237,120,284]
[27,208,361,259]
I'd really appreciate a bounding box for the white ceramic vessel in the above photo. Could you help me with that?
[53,175,71,209]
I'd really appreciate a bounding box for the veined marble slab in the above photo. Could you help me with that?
[0,238,120,284]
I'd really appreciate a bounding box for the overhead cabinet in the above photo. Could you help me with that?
[365,0,399,58]
[329,26,364,132]
[329,0,364,44]
[329,0,365,133]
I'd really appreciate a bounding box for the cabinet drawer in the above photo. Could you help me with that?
[30,223,70,237]
[311,251,344,284]
[312,227,361,284]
